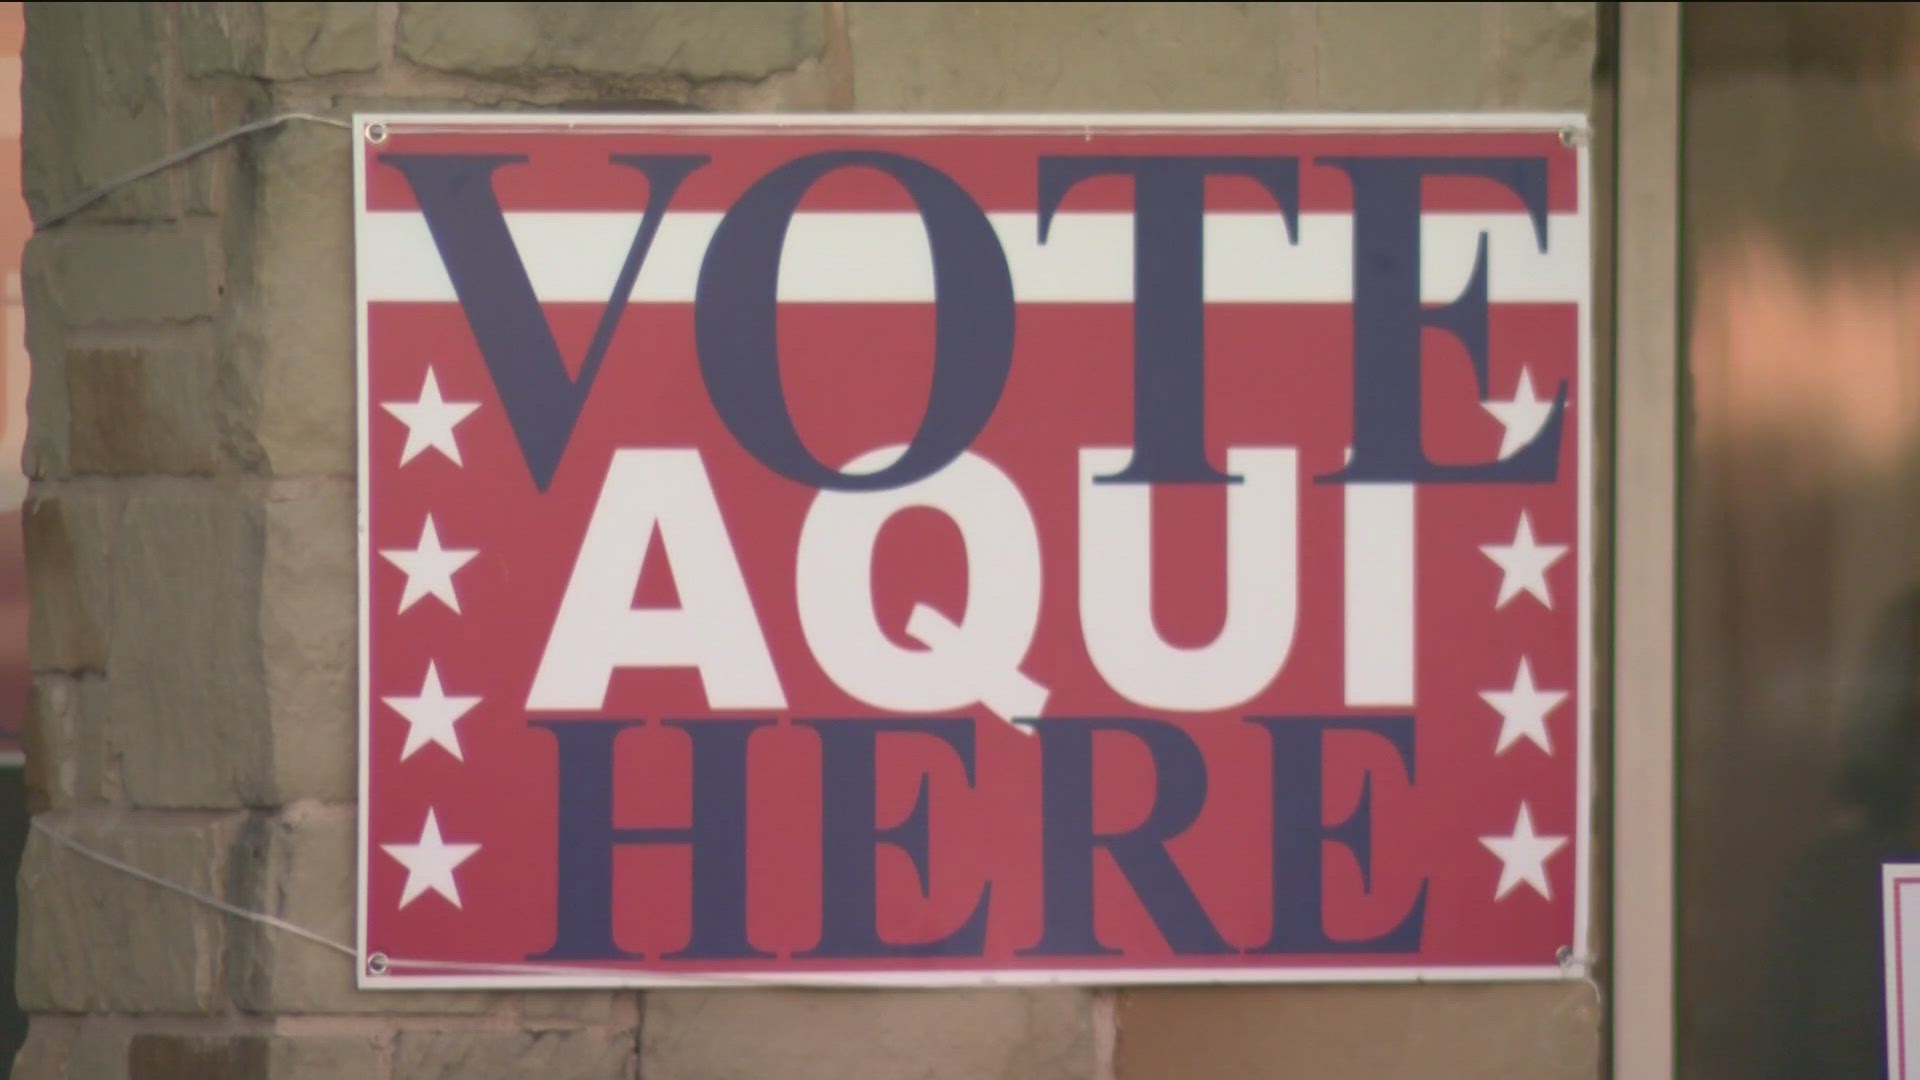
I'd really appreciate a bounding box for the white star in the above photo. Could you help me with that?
[381,808,481,909]
[1480,657,1567,755]
[382,367,479,467]
[384,661,481,762]
[1479,511,1568,610]
[1480,802,1568,901]
[379,515,478,614]
[1482,367,1557,459]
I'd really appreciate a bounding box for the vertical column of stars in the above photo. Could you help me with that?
[375,367,485,914]
[1473,367,1572,905]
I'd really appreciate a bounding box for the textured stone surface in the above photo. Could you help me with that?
[16,810,243,1012]
[1116,984,1604,1080]
[106,489,270,808]
[1315,2,1489,109]
[1487,2,1597,109]
[392,1030,635,1080]
[261,488,356,802]
[126,1033,384,1080]
[26,226,218,327]
[849,2,1314,109]
[9,1015,81,1080]
[20,232,66,478]
[641,989,1096,1080]
[23,489,113,671]
[397,2,823,80]
[182,3,382,79]
[66,340,262,476]
[24,673,116,809]
[239,122,356,478]
[230,804,490,1015]
[21,3,178,223]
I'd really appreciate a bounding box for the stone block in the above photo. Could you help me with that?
[106,489,271,808]
[10,1015,81,1080]
[24,673,117,810]
[239,122,356,478]
[26,226,218,328]
[641,988,1096,1080]
[16,809,244,1013]
[519,990,640,1026]
[230,804,491,1015]
[261,488,356,802]
[849,3,1312,110]
[126,1032,384,1080]
[1115,983,1603,1080]
[1316,2,1489,109]
[1487,2,1597,110]
[393,1030,635,1080]
[396,2,823,81]
[22,236,69,479]
[66,340,264,476]
[24,489,114,672]
[22,3,179,224]
[181,3,382,79]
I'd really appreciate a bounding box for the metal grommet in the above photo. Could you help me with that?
[1555,944,1575,970]
[1558,125,1590,148]
[365,122,389,145]
[367,951,391,976]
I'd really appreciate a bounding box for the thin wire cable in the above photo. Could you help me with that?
[33,112,352,231]
[30,817,356,959]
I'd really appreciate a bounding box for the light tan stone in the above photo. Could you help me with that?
[182,3,383,79]
[24,490,113,672]
[1116,983,1603,1080]
[105,489,271,808]
[16,810,244,1013]
[641,988,1096,1080]
[239,122,357,478]
[849,2,1314,110]
[21,3,178,224]
[1315,2,1490,109]
[394,1030,635,1080]
[397,2,823,81]
[261,488,356,802]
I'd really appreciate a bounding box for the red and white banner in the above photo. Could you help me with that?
[355,115,1591,987]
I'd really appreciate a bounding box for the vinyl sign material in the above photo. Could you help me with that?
[355,115,1592,987]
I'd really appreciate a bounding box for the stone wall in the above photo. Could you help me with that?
[11,4,1599,1078]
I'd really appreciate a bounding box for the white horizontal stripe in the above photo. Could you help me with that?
[360,211,1585,305]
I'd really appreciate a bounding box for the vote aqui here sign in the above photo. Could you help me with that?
[355,114,1593,987]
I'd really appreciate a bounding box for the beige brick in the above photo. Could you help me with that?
[10,1015,82,1080]
[641,989,1096,1080]
[126,1032,385,1080]
[849,2,1313,110]
[519,990,641,1026]
[22,235,69,479]
[25,673,117,809]
[1316,2,1490,109]
[230,804,491,1015]
[17,810,244,1013]
[1116,984,1603,1080]
[22,3,179,224]
[181,3,382,79]
[24,489,114,672]
[397,2,822,81]
[1487,2,1597,110]
[26,226,218,327]
[261,488,356,802]
[239,122,357,478]
[66,340,265,476]
[106,489,271,808]
[394,1030,635,1080]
